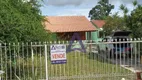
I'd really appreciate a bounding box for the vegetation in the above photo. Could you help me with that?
[0,0,50,43]
[125,2,142,38]
[102,0,142,37]
[89,0,114,20]
[103,13,126,36]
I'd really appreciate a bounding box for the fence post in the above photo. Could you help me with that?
[31,42,34,79]
[141,56,142,64]
[0,71,4,80]
[45,43,48,80]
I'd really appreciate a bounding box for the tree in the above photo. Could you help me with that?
[133,0,138,7]
[103,0,140,36]
[119,0,142,38]
[89,0,114,20]
[126,5,142,38]
[0,0,50,43]
[103,13,127,36]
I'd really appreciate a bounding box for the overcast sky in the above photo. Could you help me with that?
[40,0,142,19]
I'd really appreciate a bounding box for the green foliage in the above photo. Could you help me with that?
[133,0,138,7]
[0,0,50,43]
[103,13,128,36]
[120,4,129,15]
[103,0,142,37]
[126,5,142,38]
[89,0,114,20]
[119,0,142,38]
[120,4,125,10]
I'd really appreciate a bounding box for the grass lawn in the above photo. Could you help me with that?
[47,52,134,80]
[3,52,135,80]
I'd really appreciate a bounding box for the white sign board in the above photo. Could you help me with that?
[50,44,66,64]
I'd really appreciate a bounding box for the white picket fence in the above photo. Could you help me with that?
[0,39,141,80]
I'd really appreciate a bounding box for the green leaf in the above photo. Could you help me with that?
[89,0,114,20]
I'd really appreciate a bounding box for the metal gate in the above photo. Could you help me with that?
[47,40,142,80]
[0,42,48,80]
[0,40,141,80]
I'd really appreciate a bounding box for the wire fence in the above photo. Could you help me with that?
[0,39,142,80]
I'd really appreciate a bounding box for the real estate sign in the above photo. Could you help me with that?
[50,44,66,64]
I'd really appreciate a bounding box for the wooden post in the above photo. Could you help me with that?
[136,72,141,80]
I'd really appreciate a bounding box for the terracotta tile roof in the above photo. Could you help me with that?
[44,16,96,33]
[91,20,105,28]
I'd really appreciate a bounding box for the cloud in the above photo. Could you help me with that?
[43,0,141,7]
[41,0,142,19]
[55,8,91,20]
[110,0,133,4]
[57,8,90,16]
[110,0,142,6]
[43,0,99,6]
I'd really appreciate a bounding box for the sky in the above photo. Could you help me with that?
[40,0,142,19]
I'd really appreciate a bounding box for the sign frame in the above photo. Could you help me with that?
[50,44,67,64]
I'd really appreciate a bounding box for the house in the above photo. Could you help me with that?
[44,16,96,40]
[90,20,105,41]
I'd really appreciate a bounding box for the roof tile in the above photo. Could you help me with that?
[44,16,96,33]
[91,20,105,28]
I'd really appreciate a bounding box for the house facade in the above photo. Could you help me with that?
[89,20,105,42]
[44,16,96,41]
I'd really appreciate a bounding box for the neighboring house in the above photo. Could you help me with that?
[89,20,105,41]
[44,16,96,40]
